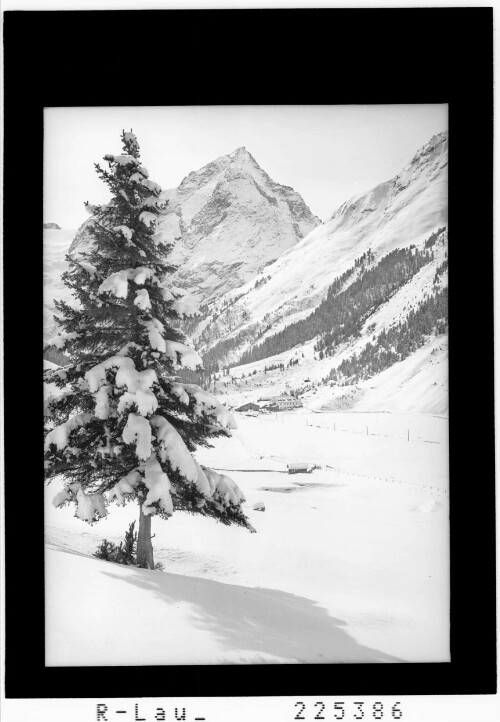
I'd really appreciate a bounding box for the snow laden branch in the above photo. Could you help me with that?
[97,267,159,299]
[52,482,107,523]
[46,349,243,522]
[45,129,252,562]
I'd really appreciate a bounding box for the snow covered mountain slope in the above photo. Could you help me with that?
[196,132,448,361]
[206,229,448,413]
[217,335,448,415]
[43,226,77,340]
[69,146,320,303]
[350,338,448,414]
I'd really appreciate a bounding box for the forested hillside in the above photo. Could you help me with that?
[231,230,445,369]
[326,286,448,385]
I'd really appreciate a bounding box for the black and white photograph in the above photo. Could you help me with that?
[42,104,450,666]
[2,6,496,722]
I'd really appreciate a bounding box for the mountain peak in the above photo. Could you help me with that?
[178,146,259,190]
[408,129,448,167]
[69,144,321,306]
[228,146,260,168]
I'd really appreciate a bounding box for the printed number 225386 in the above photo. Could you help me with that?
[294,701,403,720]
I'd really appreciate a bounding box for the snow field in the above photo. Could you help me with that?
[234,411,449,489]
[45,412,449,665]
[46,543,397,666]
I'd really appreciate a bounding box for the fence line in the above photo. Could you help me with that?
[271,412,442,444]
[233,431,447,497]
[325,464,447,496]
[212,468,287,474]
[232,427,448,494]
[263,452,446,497]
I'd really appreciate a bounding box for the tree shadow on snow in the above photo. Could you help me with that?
[101,567,402,664]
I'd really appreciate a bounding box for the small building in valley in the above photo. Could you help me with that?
[273,396,303,410]
[236,402,260,412]
[287,462,313,474]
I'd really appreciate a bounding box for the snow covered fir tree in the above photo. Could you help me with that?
[44,131,253,570]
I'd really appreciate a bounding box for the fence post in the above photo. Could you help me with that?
[366,426,369,436]
[407,429,410,442]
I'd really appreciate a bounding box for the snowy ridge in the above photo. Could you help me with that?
[197,131,448,358]
[195,133,448,413]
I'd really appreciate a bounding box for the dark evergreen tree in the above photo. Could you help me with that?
[93,521,137,565]
[44,131,253,570]
[119,521,138,564]
[93,539,120,563]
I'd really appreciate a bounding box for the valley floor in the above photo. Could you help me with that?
[45,411,449,666]
[218,336,448,415]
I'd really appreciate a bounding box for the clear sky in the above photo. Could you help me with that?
[44,105,447,230]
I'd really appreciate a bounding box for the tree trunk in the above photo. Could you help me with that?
[137,502,155,569]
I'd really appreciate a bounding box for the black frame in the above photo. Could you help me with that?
[3,7,495,700]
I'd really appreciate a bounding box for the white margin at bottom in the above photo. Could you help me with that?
[1,695,500,722]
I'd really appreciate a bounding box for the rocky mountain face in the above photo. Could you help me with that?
[69,146,321,304]
[196,131,448,370]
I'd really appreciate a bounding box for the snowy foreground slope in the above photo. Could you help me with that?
[46,413,449,666]
[46,546,397,666]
